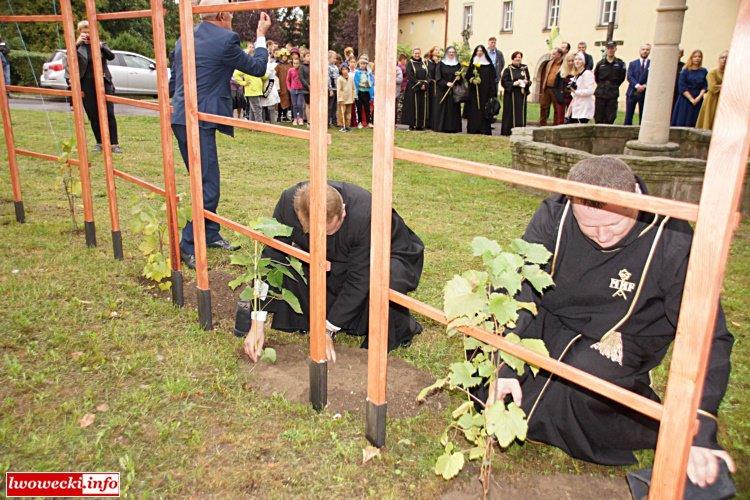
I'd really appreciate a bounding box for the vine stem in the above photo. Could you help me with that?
[455,385,486,409]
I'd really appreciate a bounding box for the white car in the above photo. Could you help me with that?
[40,49,170,96]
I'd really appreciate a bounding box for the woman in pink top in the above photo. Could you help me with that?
[286,59,305,125]
[566,52,596,124]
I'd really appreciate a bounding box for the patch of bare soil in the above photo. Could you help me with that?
[441,473,630,499]
[239,342,448,418]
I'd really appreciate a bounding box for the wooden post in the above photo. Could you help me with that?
[151,0,184,307]
[649,0,750,496]
[308,0,329,410]
[178,0,212,329]
[60,0,97,247]
[83,0,123,259]
[365,0,399,447]
[0,60,24,223]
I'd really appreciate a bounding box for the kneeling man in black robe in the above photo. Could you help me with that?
[486,156,735,489]
[241,181,425,363]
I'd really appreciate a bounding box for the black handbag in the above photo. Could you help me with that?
[452,80,470,103]
[484,96,501,119]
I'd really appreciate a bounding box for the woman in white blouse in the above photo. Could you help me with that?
[565,52,596,123]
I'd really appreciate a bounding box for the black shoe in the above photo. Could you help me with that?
[207,238,240,251]
[180,250,196,269]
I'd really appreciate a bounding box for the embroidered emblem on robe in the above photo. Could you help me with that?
[610,268,635,300]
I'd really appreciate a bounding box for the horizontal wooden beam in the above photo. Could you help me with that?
[393,147,700,222]
[203,210,331,271]
[106,95,161,112]
[0,14,62,23]
[7,85,75,97]
[15,147,80,165]
[389,290,667,422]
[192,0,333,14]
[113,168,166,196]
[96,9,152,21]
[197,111,330,143]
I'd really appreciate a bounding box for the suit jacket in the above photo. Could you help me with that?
[488,48,505,84]
[626,58,650,97]
[170,22,268,136]
[584,52,594,71]
[66,42,115,89]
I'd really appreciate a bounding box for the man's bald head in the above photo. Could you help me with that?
[198,0,229,20]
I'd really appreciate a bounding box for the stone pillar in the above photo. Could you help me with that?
[625,0,687,157]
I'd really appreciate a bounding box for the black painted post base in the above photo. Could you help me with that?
[84,220,97,247]
[366,400,387,448]
[112,230,123,260]
[14,201,25,223]
[171,270,184,307]
[309,360,328,411]
[197,288,212,330]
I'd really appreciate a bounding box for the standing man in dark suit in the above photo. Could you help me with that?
[577,41,594,71]
[487,37,505,93]
[170,0,271,268]
[624,43,651,125]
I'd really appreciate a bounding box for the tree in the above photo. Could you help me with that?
[357,0,375,59]
[330,0,358,53]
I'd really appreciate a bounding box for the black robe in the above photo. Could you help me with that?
[464,63,496,135]
[263,181,425,351]
[500,64,531,136]
[401,58,430,130]
[486,194,733,465]
[432,61,462,133]
[427,59,438,129]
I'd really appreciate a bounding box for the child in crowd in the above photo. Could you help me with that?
[299,52,311,125]
[328,51,340,128]
[286,58,305,125]
[337,65,355,132]
[354,56,374,128]
[260,45,280,123]
[347,57,359,128]
[233,44,264,122]
[275,48,292,122]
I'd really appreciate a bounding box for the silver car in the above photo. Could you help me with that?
[41,49,170,96]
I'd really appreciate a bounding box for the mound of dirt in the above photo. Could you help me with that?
[238,343,448,418]
[442,473,629,499]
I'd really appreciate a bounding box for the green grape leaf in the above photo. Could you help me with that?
[518,301,538,315]
[451,401,473,419]
[510,238,552,265]
[461,269,488,289]
[227,275,248,290]
[468,445,485,461]
[522,265,555,293]
[416,377,447,402]
[457,412,475,430]
[485,401,528,448]
[463,336,494,352]
[434,451,465,480]
[470,236,502,258]
[288,257,307,284]
[260,347,277,363]
[487,293,520,326]
[499,333,526,376]
[448,361,481,389]
[281,288,302,314]
[477,359,496,378]
[443,275,485,322]
[520,338,549,376]
[71,180,82,197]
[253,217,293,238]
[239,286,254,301]
[267,267,284,289]
[229,254,253,267]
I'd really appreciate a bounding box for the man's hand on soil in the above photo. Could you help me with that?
[243,320,265,362]
[687,446,735,488]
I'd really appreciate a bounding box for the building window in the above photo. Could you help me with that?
[409,21,415,34]
[599,0,618,25]
[463,4,473,32]
[502,1,513,32]
[430,19,436,33]
[546,0,560,29]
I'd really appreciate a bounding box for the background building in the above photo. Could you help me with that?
[398,0,449,51]
[398,0,739,104]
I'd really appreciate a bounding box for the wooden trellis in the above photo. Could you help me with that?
[365,0,749,498]
[0,1,97,247]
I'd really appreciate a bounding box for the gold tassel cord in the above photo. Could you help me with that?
[591,330,623,365]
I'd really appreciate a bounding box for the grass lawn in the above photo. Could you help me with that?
[0,108,747,497]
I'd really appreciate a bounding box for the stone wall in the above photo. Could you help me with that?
[510,125,750,213]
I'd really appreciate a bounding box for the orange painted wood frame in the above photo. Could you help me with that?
[177,0,330,407]
[0,3,97,240]
[368,0,750,497]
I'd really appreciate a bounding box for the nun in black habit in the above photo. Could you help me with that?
[401,48,430,130]
[475,158,734,486]
[432,46,463,133]
[464,45,497,135]
[500,51,531,136]
[238,181,425,361]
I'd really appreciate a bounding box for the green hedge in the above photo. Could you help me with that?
[7,50,52,87]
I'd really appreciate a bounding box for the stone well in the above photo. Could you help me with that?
[509,124,750,214]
